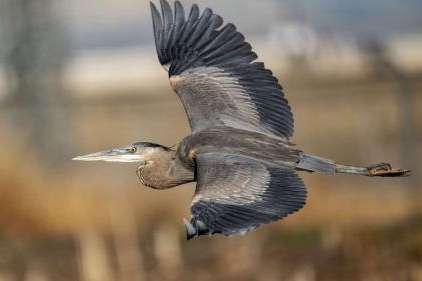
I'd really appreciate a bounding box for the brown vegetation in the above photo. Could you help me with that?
[0,73,420,281]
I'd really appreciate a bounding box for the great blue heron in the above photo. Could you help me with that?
[73,0,410,239]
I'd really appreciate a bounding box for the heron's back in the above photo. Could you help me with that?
[177,127,301,168]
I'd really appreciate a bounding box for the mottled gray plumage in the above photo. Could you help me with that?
[150,0,294,138]
[191,153,306,238]
[152,0,409,239]
[74,0,410,240]
[148,0,316,238]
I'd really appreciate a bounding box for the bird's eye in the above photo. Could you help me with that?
[130,147,137,153]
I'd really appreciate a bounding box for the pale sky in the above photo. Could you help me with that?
[55,0,422,52]
[57,0,278,50]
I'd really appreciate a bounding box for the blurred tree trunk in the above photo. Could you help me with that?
[0,0,72,167]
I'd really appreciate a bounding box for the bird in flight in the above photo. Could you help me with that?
[74,0,410,239]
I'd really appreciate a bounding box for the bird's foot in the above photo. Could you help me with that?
[367,163,411,177]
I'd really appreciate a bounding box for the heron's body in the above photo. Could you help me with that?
[74,0,410,239]
[139,127,301,189]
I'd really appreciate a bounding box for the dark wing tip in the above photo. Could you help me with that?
[150,1,163,25]
[174,0,183,8]
[184,218,214,240]
[159,0,170,8]
[150,1,159,14]
[191,3,199,11]
[202,7,213,15]
[184,218,197,240]
[160,0,173,18]
[150,0,260,74]
[174,1,185,19]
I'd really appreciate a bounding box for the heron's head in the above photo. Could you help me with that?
[72,142,172,164]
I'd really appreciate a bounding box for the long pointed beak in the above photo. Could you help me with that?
[73,148,143,163]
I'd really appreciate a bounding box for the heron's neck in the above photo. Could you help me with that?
[139,150,194,189]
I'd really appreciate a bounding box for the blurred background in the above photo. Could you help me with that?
[0,0,421,280]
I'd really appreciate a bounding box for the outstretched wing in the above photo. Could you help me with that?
[184,153,307,239]
[150,0,294,139]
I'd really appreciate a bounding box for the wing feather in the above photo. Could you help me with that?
[160,0,173,40]
[185,153,307,239]
[186,8,213,48]
[150,3,163,60]
[150,0,294,139]
[179,4,200,45]
[172,1,185,46]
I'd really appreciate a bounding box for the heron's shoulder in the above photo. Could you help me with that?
[168,66,222,91]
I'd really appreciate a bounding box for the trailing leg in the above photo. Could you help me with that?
[336,162,410,177]
[297,153,410,177]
